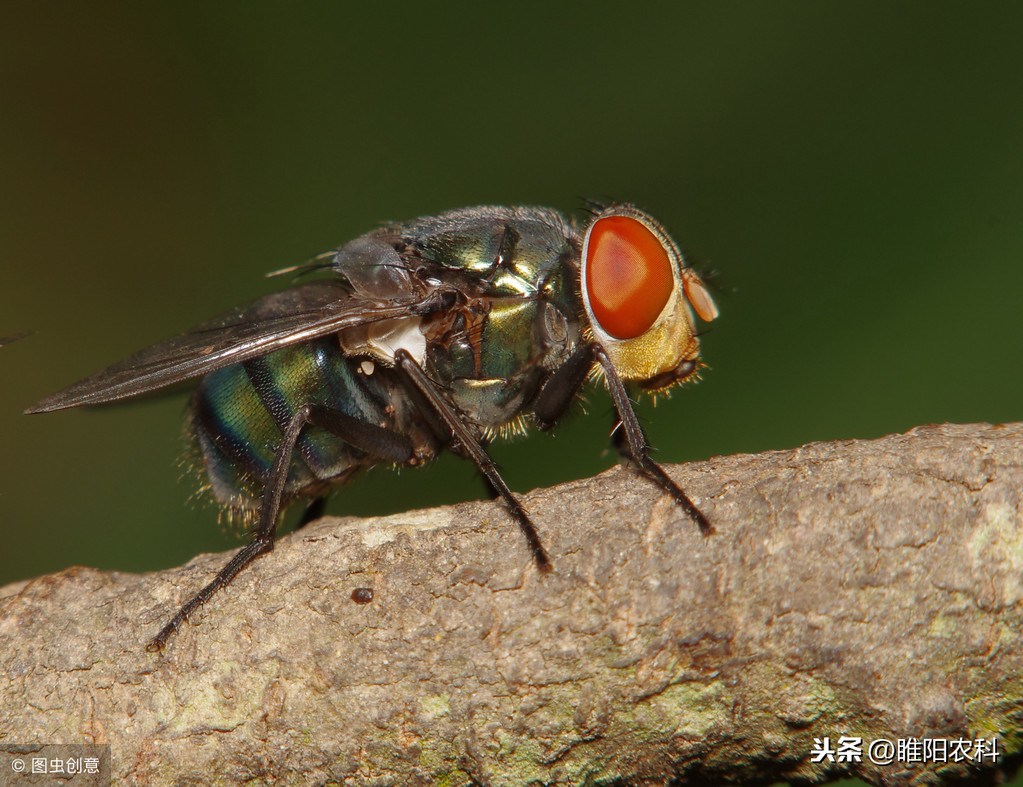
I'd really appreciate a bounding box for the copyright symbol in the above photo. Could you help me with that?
[868,738,895,765]
[11,759,24,772]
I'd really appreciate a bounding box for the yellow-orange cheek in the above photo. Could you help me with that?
[585,215,674,339]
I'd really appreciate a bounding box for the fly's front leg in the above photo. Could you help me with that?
[394,349,552,571]
[593,346,712,535]
[532,343,596,430]
[148,404,415,651]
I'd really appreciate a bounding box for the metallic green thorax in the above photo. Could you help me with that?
[190,206,587,518]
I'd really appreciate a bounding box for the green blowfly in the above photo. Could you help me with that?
[27,203,718,650]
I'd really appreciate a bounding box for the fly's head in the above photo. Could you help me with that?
[580,204,718,393]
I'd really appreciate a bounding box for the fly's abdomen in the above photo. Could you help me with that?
[189,337,396,515]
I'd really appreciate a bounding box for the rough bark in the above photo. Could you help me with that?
[1,423,1021,786]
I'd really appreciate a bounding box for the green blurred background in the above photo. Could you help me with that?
[4,0,1023,585]
[2,1,1022,642]
[3,2,1022,782]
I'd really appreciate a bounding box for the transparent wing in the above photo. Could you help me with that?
[27,281,434,413]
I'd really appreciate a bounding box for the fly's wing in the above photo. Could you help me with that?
[26,280,434,413]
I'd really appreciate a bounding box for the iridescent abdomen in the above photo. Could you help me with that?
[189,336,425,516]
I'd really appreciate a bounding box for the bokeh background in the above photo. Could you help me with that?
[5,0,1023,601]
[2,5,1022,778]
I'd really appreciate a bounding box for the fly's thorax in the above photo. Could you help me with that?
[356,205,586,433]
[580,204,718,388]
[418,283,582,433]
[420,297,540,431]
[391,205,577,299]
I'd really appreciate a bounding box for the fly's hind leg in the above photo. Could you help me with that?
[147,404,415,651]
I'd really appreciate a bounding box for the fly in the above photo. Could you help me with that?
[26,202,719,650]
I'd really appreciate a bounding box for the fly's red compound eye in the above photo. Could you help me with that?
[584,215,674,340]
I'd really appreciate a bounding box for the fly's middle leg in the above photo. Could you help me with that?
[395,349,552,572]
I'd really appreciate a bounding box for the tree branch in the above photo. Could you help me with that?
[1,423,1021,785]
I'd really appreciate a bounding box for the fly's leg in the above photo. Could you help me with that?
[296,495,328,530]
[534,341,711,534]
[475,436,502,501]
[148,410,309,651]
[532,344,596,430]
[593,346,712,535]
[148,404,415,651]
[394,349,552,571]
[480,475,501,501]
